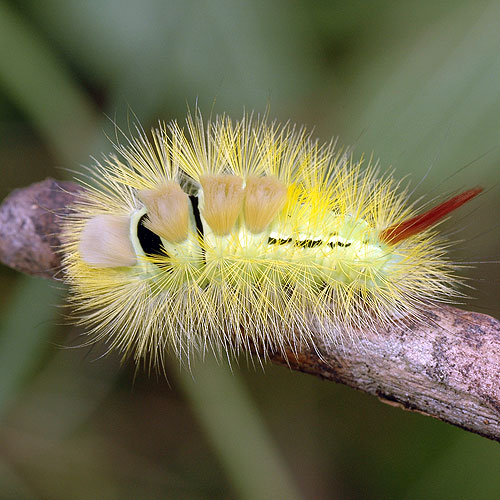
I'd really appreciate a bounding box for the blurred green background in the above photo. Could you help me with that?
[1,1,500,498]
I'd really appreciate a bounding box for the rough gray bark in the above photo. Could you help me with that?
[1,178,500,442]
[0,179,83,278]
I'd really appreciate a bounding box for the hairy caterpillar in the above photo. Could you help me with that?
[61,111,482,368]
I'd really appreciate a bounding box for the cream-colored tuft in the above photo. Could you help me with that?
[200,174,244,235]
[138,182,189,242]
[244,176,287,233]
[79,214,137,268]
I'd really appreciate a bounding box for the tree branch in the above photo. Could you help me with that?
[1,179,500,442]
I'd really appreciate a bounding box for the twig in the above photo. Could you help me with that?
[1,178,500,442]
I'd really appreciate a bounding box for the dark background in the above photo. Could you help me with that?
[1,1,500,498]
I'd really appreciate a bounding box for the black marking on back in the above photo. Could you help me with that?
[268,237,293,245]
[267,235,353,249]
[189,196,204,239]
[295,239,323,248]
[137,215,165,257]
[329,241,352,248]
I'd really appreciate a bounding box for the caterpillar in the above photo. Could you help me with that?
[61,111,482,368]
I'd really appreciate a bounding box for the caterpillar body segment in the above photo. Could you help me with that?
[61,112,481,366]
[138,182,190,243]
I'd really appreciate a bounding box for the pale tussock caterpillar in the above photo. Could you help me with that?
[61,110,483,369]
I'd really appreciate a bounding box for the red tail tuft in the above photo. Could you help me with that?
[380,187,483,245]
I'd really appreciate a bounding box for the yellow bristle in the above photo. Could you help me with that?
[79,214,136,268]
[244,176,287,233]
[200,174,244,235]
[138,182,189,243]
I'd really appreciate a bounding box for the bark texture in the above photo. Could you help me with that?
[0,179,83,278]
[1,179,500,442]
